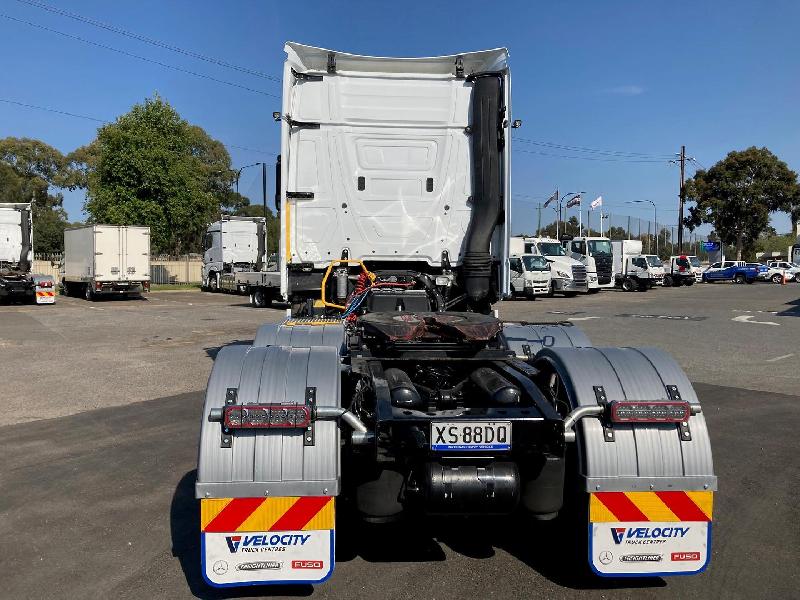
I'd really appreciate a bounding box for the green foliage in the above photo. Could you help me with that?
[74,95,237,254]
[0,138,70,254]
[683,146,799,259]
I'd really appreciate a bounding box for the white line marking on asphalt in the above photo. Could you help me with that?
[88,306,105,311]
[567,316,601,321]
[731,315,779,326]
[766,353,795,362]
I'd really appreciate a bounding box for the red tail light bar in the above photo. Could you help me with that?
[223,404,311,429]
[610,400,690,423]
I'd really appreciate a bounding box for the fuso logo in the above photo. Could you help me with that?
[292,560,324,569]
[671,552,701,561]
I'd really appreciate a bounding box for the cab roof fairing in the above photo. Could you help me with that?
[284,42,509,77]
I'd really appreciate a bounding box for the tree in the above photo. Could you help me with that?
[73,95,237,254]
[683,147,799,260]
[0,137,71,254]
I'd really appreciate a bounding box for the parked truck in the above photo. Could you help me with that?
[201,216,281,307]
[509,254,552,298]
[511,236,588,296]
[195,43,716,588]
[562,235,614,292]
[0,203,55,304]
[612,239,657,291]
[664,255,697,287]
[61,225,150,300]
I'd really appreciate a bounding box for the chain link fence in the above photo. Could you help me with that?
[533,212,713,261]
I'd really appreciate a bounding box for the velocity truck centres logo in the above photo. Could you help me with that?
[610,526,690,545]
[225,534,311,553]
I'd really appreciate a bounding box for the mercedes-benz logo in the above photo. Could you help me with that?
[599,551,613,565]
[213,560,229,575]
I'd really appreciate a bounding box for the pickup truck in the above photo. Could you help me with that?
[702,260,757,284]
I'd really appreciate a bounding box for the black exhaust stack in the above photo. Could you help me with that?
[19,206,32,274]
[255,220,265,272]
[463,73,504,312]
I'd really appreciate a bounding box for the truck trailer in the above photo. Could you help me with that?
[0,203,55,304]
[195,43,716,588]
[62,225,151,300]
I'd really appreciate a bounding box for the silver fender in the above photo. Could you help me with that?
[534,346,716,493]
[502,321,591,358]
[196,344,341,499]
[253,321,345,350]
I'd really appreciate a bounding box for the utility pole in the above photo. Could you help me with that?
[262,162,267,218]
[678,145,686,252]
[537,203,542,237]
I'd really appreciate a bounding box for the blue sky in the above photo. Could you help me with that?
[2,0,798,236]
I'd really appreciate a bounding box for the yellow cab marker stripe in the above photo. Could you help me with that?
[625,492,681,522]
[200,498,232,530]
[302,498,335,530]
[236,497,300,532]
[685,491,714,519]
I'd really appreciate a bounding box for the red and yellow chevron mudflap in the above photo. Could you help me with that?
[589,492,713,577]
[201,496,335,587]
[590,491,713,523]
[35,291,55,304]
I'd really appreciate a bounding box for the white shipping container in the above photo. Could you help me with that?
[64,225,150,283]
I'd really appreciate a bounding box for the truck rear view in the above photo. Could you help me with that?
[0,203,55,304]
[195,43,716,589]
[62,225,151,300]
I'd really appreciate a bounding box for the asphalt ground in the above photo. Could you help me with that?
[1,282,799,599]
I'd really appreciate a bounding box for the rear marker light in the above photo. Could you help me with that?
[610,401,690,423]
[223,404,311,429]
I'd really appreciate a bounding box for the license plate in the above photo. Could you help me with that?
[430,421,511,451]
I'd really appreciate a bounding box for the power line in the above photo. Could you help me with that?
[0,96,277,157]
[14,0,281,83]
[0,13,279,98]
[0,97,106,122]
[514,137,674,159]
[514,147,668,163]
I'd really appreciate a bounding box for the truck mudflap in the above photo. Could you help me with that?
[532,346,717,577]
[588,491,712,576]
[196,343,341,586]
[201,496,335,586]
[32,275,55,304]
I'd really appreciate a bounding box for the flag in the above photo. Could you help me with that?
[591,196,603,210]
[566,194,582,208]
[543,190,557,208]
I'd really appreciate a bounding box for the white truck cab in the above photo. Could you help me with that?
[509,254,552,299]
[684,255,703,282]
[201,216,266,290]
[512,236,588,296]
[562,236,613,292]
[643,255,665,285]
[664,255,696,287]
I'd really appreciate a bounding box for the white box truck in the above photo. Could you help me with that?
[62,225,151,300]
[0,202,56,304]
